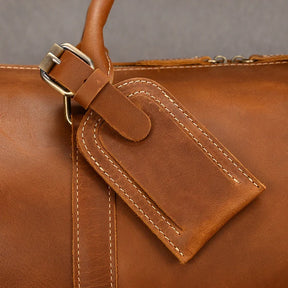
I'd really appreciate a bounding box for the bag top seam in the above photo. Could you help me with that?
[0,61,287,71]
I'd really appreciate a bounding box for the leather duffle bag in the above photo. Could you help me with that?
[1,1,287,287]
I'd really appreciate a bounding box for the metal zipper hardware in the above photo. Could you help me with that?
[115,54,288,68]
[208,55,228,64]
[231,55,254,63]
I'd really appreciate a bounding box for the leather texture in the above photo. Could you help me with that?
[1,59,288,288]
[78,0,114,80]
[77,78,264,263]
[50,50,151,142]
[1,0,288,287]
[72,114,117,288]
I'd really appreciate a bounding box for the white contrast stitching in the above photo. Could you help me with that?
[114,61,288,71]
[0,60,287,72]
[0,64,259,182]
[93,118,180,235]
[0,65,38,70]
[81,112,184,257]
[126,90,240,184]
[75,149,81,288]
[108,186,113,288]
[117,80,260,188]
[106,52,112,77]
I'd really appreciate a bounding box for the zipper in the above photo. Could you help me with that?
[114,54,288,67]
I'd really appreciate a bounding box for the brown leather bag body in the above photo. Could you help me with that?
[1,1,287,287]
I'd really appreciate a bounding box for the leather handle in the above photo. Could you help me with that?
[79,0,114,81]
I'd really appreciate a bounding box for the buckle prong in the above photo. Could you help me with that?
[39,43,94,125]
[47,52,62,65]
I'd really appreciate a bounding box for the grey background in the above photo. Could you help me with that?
[1,0,288,65]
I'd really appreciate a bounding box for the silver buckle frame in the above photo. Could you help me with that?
[39,43,94,125]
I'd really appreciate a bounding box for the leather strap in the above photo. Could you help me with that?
[79,0,114,80]
[49,50,151,142]
[74,68,109,109]
[72,114,117,288]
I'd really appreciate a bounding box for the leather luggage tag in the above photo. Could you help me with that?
[77,78,265,263]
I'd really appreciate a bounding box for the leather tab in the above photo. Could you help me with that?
[50,50,93,92]
[49,50,151,141]
[77,78,265,264]
[74,68,110,109]
[90,83,151,141]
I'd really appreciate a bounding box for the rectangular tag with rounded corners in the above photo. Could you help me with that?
[77,78,265,263]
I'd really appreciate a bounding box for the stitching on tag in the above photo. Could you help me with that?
[94,118,180,235]
[75,149,81,288]
[126,90,240,183]
[117,80,260,188]
[81,112,184,257]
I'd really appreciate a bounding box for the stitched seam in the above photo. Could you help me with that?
[75,149,81,288]
[127,90,240,183]
[0,65,259,185]
[117,80,260,188]
[0,61,287,71]
[114,61,288,71]
[108,186,113,288]
[93,118,180,235]
[81,112,184,257]
[106,52,112,77]
[0,65,39,70]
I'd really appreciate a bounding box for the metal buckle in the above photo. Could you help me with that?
[39,43,94,125]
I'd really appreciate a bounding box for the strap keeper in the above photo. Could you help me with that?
[74,68,109,109]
